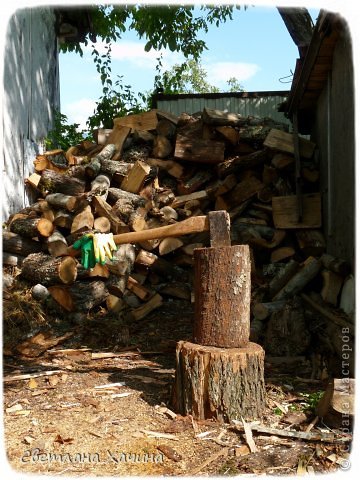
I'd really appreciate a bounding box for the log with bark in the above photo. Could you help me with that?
[3,231,43,256]
[174,134,225,164]
[9,217,54,239]
[38,169,86,196]
[48,280,109,312]
[21,252,77,286]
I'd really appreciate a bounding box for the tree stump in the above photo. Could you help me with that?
[173,341,265,422]
[193,244,251,347]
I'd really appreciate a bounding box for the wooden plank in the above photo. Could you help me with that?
[272,193,321,229]
[113,110,158,131]
[264,129,316,159]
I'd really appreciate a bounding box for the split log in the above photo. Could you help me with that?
[94,216,111,233]
[127,276,153,301]
[270,246,295,263]
[321,270,343,306]
[3,231,43,256]
[273,256,322,301]
[25,172,42,190]
[113,109,159,131]
[92,196,129,235]
[76,263,110,280]
[127,293,163,321]
[21,252,77,286]
[215,126,239,145]
[9,217,54,238]
[70,205,94,233]
[156,189,176,208]
[174,134,225,164]
[177,170,213,195]
[264,128,316,158]
[272,193,321,229]
[296,229,326,257]
[45,193,78,212]
[152,134,173,158]
[316,378,355,428]
[156,118,177,139]
[301,293,354,332]
[135,249,185,281]
[121,160,151,193]
[217,150,268,178]
[48,280,108,312]
[33,150,68,173]
[159,282,191,300]
[262,165,279,185]
[320,254,351,277]
[158,237,184,255]
[222,176,264,209]
[106,295,126,313]
[271,152,295,169]
[193,245,251,348]
[38,169,86,196]
[268,259,300,298]
[173,341,265,422]
[146,158,184,179]
[47,230,68,257]
[53,210,73,230]
[252,300,288,321]
[171,191,208,208]
[105,125,131,159]
[202,107,247,127]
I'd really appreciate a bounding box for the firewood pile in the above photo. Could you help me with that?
[3,107,354,376]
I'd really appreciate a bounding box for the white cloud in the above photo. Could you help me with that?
[206,62,260,85]
[62,98,97,130]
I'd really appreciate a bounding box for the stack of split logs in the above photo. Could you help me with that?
[2,107,354,376]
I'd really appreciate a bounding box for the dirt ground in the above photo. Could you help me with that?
[3,273,352,477]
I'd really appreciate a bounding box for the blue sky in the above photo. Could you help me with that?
[59,5,320,129]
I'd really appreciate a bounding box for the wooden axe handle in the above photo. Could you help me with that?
[67,216,209,256]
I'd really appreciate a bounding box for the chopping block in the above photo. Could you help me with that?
[172,210,265,422]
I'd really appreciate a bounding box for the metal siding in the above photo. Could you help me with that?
[156,94,290,125]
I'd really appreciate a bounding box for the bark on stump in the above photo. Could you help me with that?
[193,244,251,347]
[173,341,265,422]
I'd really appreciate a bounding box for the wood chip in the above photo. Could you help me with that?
[140,430,178,441]
[157,445,182,462]
[242,417,258,453]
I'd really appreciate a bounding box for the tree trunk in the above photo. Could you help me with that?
[193,245,251,348]
[173,341,265,422]
[21,252,77,286]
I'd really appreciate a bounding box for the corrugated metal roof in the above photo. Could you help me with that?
[153,91,290,125]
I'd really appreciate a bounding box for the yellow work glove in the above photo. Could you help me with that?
[93,233,117,265]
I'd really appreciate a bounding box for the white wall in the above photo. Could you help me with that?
[2,7,60,220]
